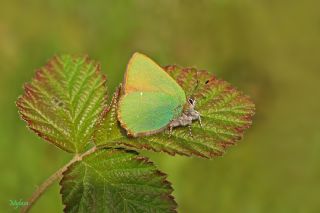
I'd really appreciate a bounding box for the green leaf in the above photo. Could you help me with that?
[94,66,255,158]
[16,55,107,153]
[60,148,177,213]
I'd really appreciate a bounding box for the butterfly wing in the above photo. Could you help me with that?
[118,92,183,137]
[123,53,185,102]
[118,53,186,137]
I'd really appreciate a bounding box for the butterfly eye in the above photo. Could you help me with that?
[188,98,194,105]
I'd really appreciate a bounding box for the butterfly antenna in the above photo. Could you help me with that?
[190,72,200,98]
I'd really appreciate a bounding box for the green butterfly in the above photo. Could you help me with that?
[117,52,202,137]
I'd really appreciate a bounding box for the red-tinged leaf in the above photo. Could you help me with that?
[94,66,255,158]
[16,55,108,153]
[60,149,177,213]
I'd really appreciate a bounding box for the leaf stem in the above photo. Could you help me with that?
[21,146,97,213]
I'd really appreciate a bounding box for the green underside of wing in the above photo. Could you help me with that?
[125,53,186,104]
[118,92,184,136]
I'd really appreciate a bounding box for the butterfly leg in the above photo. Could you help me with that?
[188,124,193,137]
[198,113,203,128]
[168,125,173,137]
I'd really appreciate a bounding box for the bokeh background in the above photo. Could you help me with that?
[1,0,319,212]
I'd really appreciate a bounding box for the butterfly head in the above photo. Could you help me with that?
[188,98,196,109]
[183,97,197,113]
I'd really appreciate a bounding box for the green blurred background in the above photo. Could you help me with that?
[1,0,319,212]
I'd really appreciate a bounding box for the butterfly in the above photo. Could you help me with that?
[117,52,202,137]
